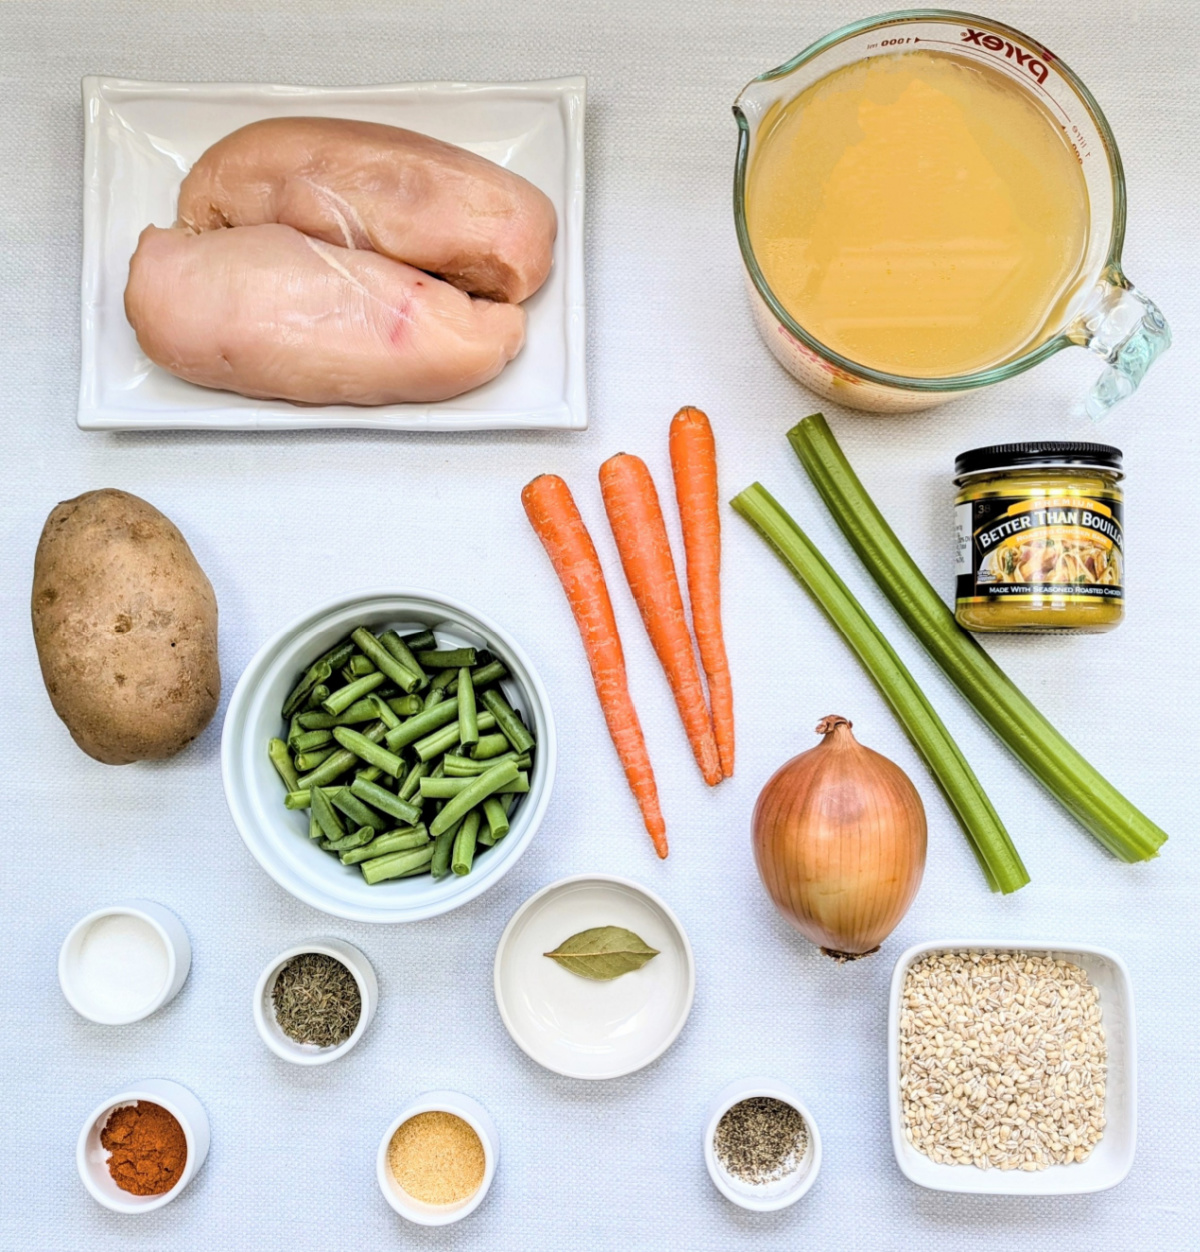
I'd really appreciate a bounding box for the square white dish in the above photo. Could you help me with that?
[888,940,1136,1195]
[79,74,586,431]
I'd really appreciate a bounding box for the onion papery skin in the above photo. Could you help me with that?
[752,718,927,959]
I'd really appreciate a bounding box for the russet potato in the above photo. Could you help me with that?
[31,489,220,764]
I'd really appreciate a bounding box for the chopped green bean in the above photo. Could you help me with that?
[398,759,430,802]
[413,710,497,761]
[322,671,386,715]
[421,770,529,800]
[479,689,535,754]
[356,765,384,784]
[447,659,508,695]
[483,795,510,840]
[282,641,353,716]
[452,810,480,876]
[352,627,421,693]
[423,688,446,711]
[310,785,346,841]
[340,825,429,864]
[470,733,510,760]
[457,666,479,750]
[298,694,422,729]
[297,721,386,788]
[304,682,331,710]
[350,776,422,826]
[431,668,457,693]
[294,748,336,771]
[429,760,520,836]
[430,819,459,879]
[346,653,377,677]
[290,728,333,753]
[296,701,376,729]
[400,630,436,652]
[378,630,428,687]
[325,825,375,852]
[384,697,459,751]
[330,788,389,832]
[361,843,436,885]
[308,807,321,840]
[413,722,461,762]
[331,726,405,776]
[268,738,300,791]
[443,751,529,776]
[417,647,477,669]
[368,693,401,731]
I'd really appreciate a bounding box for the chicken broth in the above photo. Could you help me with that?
[745,50,1091,378]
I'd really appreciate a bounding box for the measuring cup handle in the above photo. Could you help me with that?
[1074,267,1171,419]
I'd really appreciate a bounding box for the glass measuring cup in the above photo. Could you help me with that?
[733,10,1170,417]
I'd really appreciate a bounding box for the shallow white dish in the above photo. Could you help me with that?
[77,1079,209,1213]
[888,940,1136,1195]
[703,1077,822,1211]
[221,589,555,923]
[79,74,586,431]
[253,937,378,1065]
[59,900,190,1025]
[494,874,695,1080]
[377,1090,498,1226]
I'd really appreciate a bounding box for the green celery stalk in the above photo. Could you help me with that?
[731,482,1029,894]
[787,413,1167,863]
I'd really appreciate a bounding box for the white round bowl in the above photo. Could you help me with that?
[221,589,556,923]
[494,874,696,1080]
[703,1078,822,1211]
[77,1079,210,1213]
[377,1090,498,1225]
[253,937,378,1065]
[59,900,191,1025]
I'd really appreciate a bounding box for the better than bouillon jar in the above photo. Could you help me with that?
[954,442,1124,634]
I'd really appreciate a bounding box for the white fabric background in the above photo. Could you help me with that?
[1,1,1196,1248]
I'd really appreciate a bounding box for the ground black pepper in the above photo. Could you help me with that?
[714,1097,809,1184]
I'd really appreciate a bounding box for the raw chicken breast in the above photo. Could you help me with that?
[125,224,526,405]
[176,117,557,304]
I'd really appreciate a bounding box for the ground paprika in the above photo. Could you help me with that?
[100,1100,187,1196]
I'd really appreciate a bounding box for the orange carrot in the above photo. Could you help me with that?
[669,406,734,777]
[521,474,668,858]
[598,453,722,787]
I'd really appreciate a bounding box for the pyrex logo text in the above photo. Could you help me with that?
[961,28,1049,84]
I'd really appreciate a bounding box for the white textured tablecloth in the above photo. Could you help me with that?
[1,2,1197,1248]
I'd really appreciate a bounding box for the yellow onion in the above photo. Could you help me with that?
[752,716,926,960]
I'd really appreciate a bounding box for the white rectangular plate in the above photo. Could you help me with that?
[888,940,1137,1195]
[79,75,586,431]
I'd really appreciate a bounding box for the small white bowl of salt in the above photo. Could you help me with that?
[59,900,191,1025]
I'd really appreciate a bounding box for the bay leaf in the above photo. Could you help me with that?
[543,926,660,981]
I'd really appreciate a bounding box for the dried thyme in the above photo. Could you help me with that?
[714,1098,809,1184]
[272,952,361,1048]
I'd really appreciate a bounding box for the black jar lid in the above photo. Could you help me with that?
[954,441,1123,479]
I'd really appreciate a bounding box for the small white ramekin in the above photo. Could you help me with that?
[253,937,378,1065]
[59,900,191,1025]
[703,1078,822,1211]
[377,1091,498,1226]
[77,1079,210,1213]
